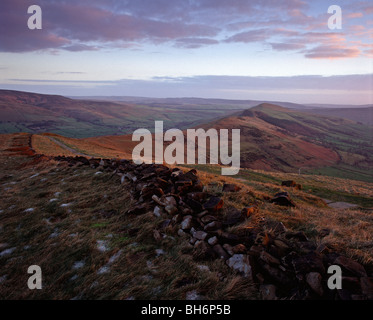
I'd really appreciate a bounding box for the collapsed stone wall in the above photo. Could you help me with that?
[52,155,373,300]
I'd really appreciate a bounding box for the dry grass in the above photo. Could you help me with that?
[0,134,257,299]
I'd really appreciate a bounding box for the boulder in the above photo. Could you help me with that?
[222,183,241,192]
[270,192,296,207]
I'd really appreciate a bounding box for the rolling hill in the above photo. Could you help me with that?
[304,107,373,126]
[197,103,373,181]
[0,90,252,138]
[28,102,373,182]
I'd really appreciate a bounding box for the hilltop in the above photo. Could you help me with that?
[198,103,373,182]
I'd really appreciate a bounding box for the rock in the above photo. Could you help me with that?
[185,198,204,213]
[273,239,290,254]
[260,251,280,265]
[153,206,162,218]
[203,196,224,211]
[226,254,252,278]
[292,252,325,275]
[261,263,292,286]
[181,215,193,230]
[260,284,277,300]
[232,244,247,254]
[241,206,257,218]
[222,183,241,192]
[306,272,324,296]
[197,265,210,272]
[201,215,217,224]
[171,214,182,224]
[186,290,204,300]
[270,192,296,207]
[281,180,297,187]
[207,236,218,246]
[178,229,186,237]
[152,195,165,206]
[213,244,230,260]
[334,256,367,277]
[164,196,178,207]
[165,205,178,215]
[155,249,165,257]
[193,231,208,241]
[219,232,240,245]
[223,208,243,226]
[360,277,373,299]
[223,244,234,256]
[204,221,222,231]
[122,172,137,182]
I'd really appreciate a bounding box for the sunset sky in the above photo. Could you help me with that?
[0,0,372,104]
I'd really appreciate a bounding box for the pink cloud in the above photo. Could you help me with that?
[304,45,361,59]
[346,12,364,19]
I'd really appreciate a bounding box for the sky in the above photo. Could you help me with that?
[0,0,372,104]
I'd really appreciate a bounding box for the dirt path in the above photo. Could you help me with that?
[47,136,94,158]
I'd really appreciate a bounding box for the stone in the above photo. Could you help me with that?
[185,198,204,213]
[203,196,224,211]
[222,183,241,192]
[153,206,162,218]
[292,252,325,275]
[281,180,297,187]
[306,272,324,296]
[223,244,234,256]
[193,231,208,241]
[219,232,240,245]
[213,244,230,260]
[181,215,193,230]
[201,215,217,224]
[334,256,367,277]
[165,205,178,215]
[223,209,243,226]
[178,229,186,237]
[207,236,218,246]
[232,244,247,254]
[262,263,292,286]
[226,254,252,278]
[204,221,222,231]
[270,192,296,207]
[260,284,277,300]
[260,251,280,265]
